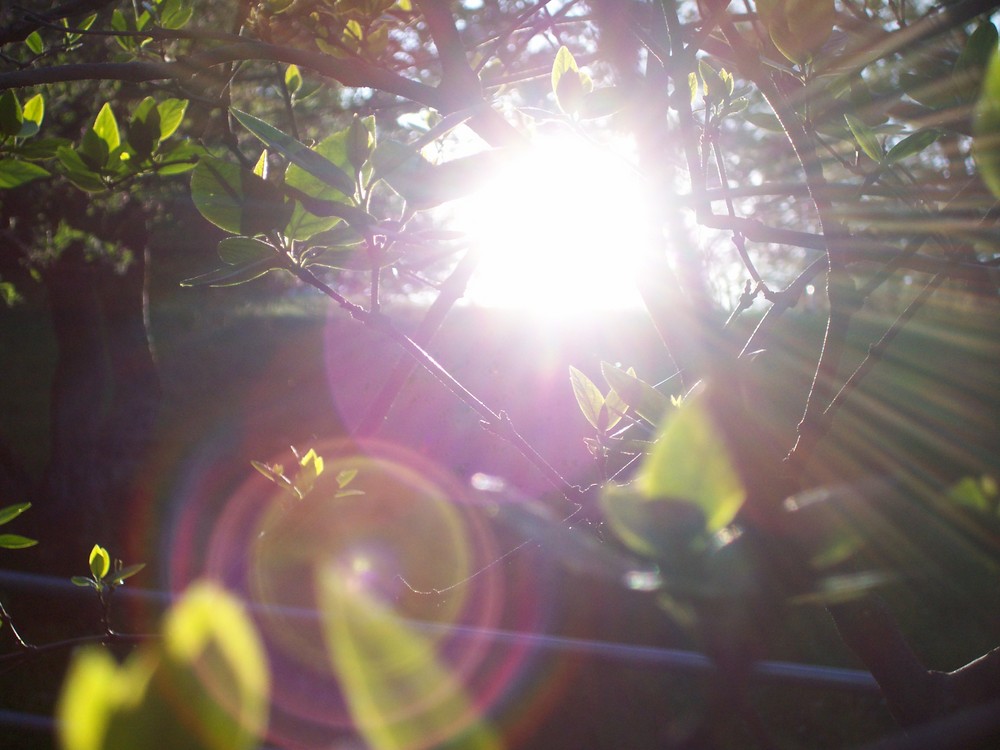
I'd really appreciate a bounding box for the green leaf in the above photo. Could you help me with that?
[601,363,672,426]
[89,544,111,580]
[18,93,44,137]
[974,47,1000,198]
[346,114,372,172]
[699,60,725,99]
[601,484,708,559]
[551,46,578,98]
[638,393,745,533]
[190,156,291,236]
[180,258,283,287]
[845,113,883,162]
[15,136,69,160]
[283,127,355,239]
[92,102,121,154]
[569,366,606,432]
[284,63,303,94]
[0,159,50,188]
[0,502,30,526]
[218,237,277,265]
[231,109,355,196]
[25,30,43,54]
[156,99,187,140]
[71,576,97,588]
[107,563,146,586]
[56,146,105,191]
[884,129,940,164]
[159,0,193,29]
[0,533,37,549]
[0,91,23,138]
[57,582,268,750]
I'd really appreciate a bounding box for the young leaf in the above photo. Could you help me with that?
[231,109,355,196]
[601,363,671,425]
[91,103,121,154]
[845,114,883,162]
[551,46,579,98]
[89,544,111,580]
[25,30,43,54]
[19,93,44,137]
[71,576,97,588]
[0,533,37,549]
[569,366,606,432]
[285,64,303,95]
[0,502,30,526]
[107,563,146,586]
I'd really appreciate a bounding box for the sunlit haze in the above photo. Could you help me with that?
[456,133,653,315]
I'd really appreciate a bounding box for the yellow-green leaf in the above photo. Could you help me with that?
[89,544,111,579]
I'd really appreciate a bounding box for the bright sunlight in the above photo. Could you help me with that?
[457,133,654,315]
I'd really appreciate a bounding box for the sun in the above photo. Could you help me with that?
[455,132,653,315]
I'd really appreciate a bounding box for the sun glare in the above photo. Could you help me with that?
[456,133,653,315]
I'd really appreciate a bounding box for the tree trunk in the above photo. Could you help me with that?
[38,242,159,569]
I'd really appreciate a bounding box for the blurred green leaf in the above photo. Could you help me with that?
[0,159,50,188]
[639,391,744,534]
[757,0,835,65]
[320,569,500,750]
[58,582,268,750]
[954,20,998,102]
[71,576,97,588]
[974,47,1000,198]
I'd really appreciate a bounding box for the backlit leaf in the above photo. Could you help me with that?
[569,366,606,431]
[190,156,291,236]
[231,109,355,196]
[601,363,671,426]
[218,237,276,265]
[0,502,30,526]
[320,570,500,750]
[639,393,745,533]
[89,544,110,580]
[845,114,883,162]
